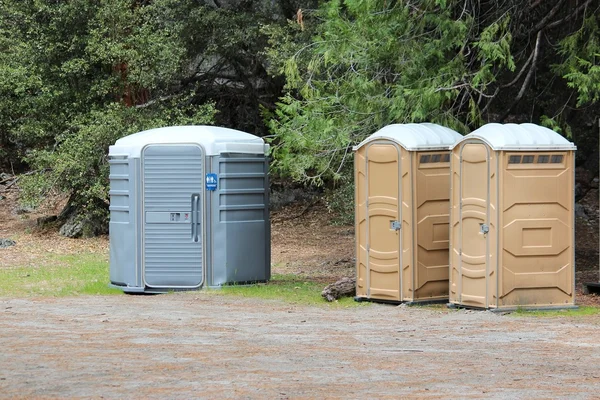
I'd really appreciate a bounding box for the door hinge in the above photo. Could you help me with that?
[390,220,401,231]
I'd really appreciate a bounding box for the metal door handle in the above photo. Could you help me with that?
[191,194,200,242]
[194,194,200,242]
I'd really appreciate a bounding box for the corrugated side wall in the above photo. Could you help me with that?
[355,146,368,298]
[498,151,574,307]
[210,153,270,286]
[108,156,139,288]
[400,148,413,301]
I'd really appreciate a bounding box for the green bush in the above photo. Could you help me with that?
[325,178,355,226]
[21,101,216,229]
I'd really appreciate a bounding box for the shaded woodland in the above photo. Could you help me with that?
[0,0,598,234]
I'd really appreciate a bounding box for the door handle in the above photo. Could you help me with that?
[191,194,200,242]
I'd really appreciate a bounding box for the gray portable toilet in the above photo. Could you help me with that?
[108,125,270,293]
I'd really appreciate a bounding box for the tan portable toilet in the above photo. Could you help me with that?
[354,123,462,303]
[449,123,577,310]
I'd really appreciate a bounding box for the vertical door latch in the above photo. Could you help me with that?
[479,223,489,234]
[390,220,401,231]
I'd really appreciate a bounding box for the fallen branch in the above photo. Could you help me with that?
[321,277,356,302]
[0,175,16,185]
[3,178,19,190]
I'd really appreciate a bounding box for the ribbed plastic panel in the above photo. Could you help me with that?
[142,145,203,287]
[108,157,130,223]
[218,155,267,222]
[209,153,270,286]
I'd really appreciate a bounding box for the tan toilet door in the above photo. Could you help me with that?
[458,143,489,307]
[365,143,402,301]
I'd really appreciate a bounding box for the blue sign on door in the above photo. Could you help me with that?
[206,173,218,191]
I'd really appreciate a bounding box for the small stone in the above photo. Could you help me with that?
[15,206,34,215]
[37,215,58,226]
[0,239,16,248]
[575,183,583,200]
[575,203,588,219]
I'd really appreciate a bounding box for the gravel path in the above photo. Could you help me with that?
[1,294,600,399]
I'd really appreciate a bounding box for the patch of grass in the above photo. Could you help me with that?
[0,260,364,307]
[512,306,600,317]
[0,254,121,297]
[210,274,368,308]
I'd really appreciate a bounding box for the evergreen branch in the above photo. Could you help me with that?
[532,0,567,33]
[480,87,500,115]
[293,40,327,59]
[546,0,595,30]
[134,94,179,109]
[500,30,543,122]
[502,49,534,88]
[529,0,543,9]
[434,83,470,92]
[335,145,352,175]
[471,86,498,99]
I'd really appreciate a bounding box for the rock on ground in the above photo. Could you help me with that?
[0,238,16,248]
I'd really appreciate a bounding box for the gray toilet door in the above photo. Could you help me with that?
[141,144,204,288]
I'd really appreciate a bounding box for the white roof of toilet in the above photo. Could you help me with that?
[452,123,576,151]
[353,123,463,151]
[109,125,268,158]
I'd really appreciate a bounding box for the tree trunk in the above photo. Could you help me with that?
[321,277,356,302]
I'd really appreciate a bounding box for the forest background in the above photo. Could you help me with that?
[0,0,598,235]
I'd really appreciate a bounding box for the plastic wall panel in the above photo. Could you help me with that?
[499,151,574,307]
[355,148,368,297]
[449,151,461,304]
[210,154,270,286]
[400,149,412,301]
[487,151,498,307]
[109,157,138,287]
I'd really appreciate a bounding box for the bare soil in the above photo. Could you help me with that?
[0,187,600,398]
[2,294,600,399]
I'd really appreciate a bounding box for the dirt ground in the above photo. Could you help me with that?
[2,294,600,399]
[1,187,600,398]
